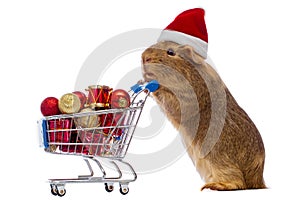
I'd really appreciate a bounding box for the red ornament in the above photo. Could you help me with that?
[86,85,112,109]
[79,130,112,156]
[110,89,131,108]
[40,97,60,116]
[73,91,87,109]
[48,119,71,143]
[61,132,89,155]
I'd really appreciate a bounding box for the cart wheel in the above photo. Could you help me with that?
[57,188,66,197]
[119,186,129,195]
[50,185,58,196]
[104,183,114,192]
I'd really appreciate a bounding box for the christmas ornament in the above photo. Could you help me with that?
[58,93,81,114]
[40,97,61,116]
[110,89,130,108]
[61,133,89,154]
[102,86,113,109]
[72,91,87,109]
[79,129,111,156]
[48,118,71,151]
[48,119,71,142]
[99,113,124,137]
[86,85,113,109]
[75,108,98,128]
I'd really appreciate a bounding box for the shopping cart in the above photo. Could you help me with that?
[38,80,159,196]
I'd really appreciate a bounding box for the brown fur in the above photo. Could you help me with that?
[141,41,266,191]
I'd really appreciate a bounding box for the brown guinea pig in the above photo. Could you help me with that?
[141,41,266,191]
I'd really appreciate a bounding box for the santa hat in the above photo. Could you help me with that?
[158,8,208,59]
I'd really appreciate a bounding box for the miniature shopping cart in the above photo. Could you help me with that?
[38,80,159,196]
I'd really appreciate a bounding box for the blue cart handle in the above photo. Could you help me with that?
[130,83,143,93]
[145,80,159,92]
[130,80,159,93]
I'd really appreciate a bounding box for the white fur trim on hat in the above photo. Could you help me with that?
[158,30,208,59]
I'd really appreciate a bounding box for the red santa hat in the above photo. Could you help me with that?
[158,8,208,59]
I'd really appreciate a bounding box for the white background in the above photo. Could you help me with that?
[1,0,300,199]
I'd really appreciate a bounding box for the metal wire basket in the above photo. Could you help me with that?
[38,80,159,196]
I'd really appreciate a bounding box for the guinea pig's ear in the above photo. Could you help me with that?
[177,45,204,65]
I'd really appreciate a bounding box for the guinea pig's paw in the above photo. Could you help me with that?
[137,79,145,85]
[200,182,242,191]
[135,79,150,94]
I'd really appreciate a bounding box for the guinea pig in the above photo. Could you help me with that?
[141,40,266,191]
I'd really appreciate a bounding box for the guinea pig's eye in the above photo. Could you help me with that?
[167,48,176,56]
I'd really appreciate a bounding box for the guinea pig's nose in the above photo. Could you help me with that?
[143,56,152,63]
